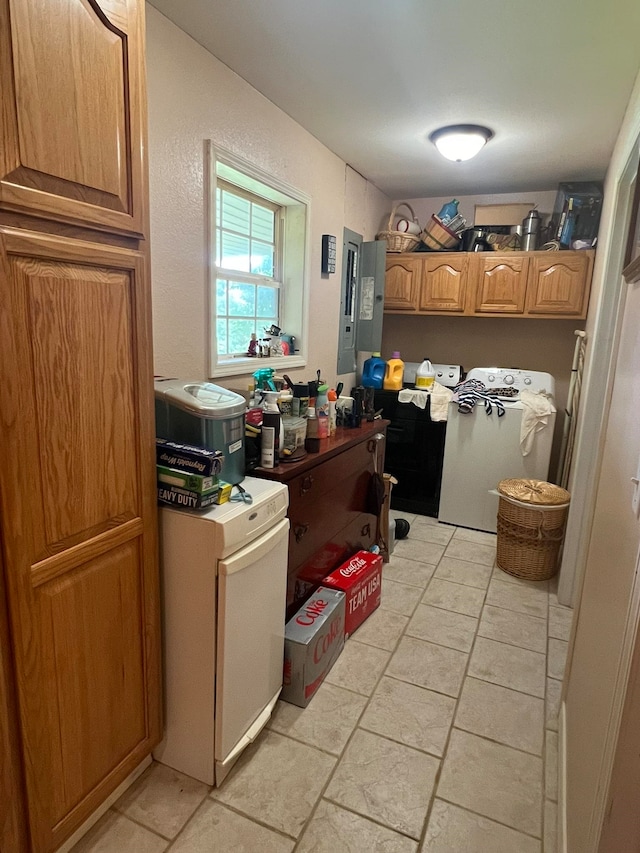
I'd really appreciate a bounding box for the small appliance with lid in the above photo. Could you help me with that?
[155,379,247,484]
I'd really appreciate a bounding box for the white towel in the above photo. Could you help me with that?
[520,389,556,456]
[398,382,453,422]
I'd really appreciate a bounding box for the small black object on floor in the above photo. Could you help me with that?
[395,518,411,540]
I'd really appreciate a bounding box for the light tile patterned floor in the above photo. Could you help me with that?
[72,514,569,853]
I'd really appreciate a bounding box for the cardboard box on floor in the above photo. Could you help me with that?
[281,587,345,708]
[322,550,382,638]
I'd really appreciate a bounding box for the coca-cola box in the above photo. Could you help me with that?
[322,550,382,638]
[282,587,345,708]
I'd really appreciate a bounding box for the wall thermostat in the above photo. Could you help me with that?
[321,234,336,274]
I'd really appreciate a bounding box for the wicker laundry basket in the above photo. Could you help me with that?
[496,479,571,581]
[377,202,422,253]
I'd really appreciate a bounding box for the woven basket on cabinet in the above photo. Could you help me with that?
[496,479,570,582]
[377,202,421,253]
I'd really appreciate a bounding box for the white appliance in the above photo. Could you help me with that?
[438,368,556,533]
[153,476,289,786]
[403,362,462,388]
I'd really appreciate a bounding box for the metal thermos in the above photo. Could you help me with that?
[521,209,541,251]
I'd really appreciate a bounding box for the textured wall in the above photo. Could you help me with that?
[145,6,389,389]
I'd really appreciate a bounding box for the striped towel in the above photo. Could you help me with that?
[453,379,505,417]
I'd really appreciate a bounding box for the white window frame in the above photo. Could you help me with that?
[207,142,310,378]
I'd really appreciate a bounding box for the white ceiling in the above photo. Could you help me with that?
[148,0,640,199]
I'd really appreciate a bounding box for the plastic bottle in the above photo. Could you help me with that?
[415,357,436,390]
[383,352,404,391]
[437,199,459,225]
[261,391,282,468]
[328,388,337,436]
[278,388,293,416]
[362,352,386,389]
[316,384,329,438]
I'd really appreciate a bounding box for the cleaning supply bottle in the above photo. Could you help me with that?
[415,357,436,390]
[362,352,386,389]
[437,199,459,225]
[384,352,404,391]
[261,391,282,468]
[328,388,337,436]
[316,384,329,438]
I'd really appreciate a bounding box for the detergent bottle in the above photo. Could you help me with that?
[362,352,386,389]
[383,352,404,391]
[415,357,436,390]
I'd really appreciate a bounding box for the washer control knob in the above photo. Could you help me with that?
[488,373,495,382]
[524,377,532,385]
[504,374,515,385]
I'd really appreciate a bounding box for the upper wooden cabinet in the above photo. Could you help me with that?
[472,254,528,314]
[0,0,147,236]
[384,250,595,319]
[526,252,594,315]
[384,255,422,310]
[419,254,468,313]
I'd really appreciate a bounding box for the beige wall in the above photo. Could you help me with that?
[145,6,390,392]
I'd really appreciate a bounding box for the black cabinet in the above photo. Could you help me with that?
[374,390,446,517]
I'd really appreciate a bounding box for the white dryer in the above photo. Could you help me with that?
[438,368,556,533]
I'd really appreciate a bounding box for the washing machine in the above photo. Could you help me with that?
[438,368,556,533]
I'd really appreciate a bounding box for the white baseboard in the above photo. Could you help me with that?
[56,755,152,853]
[559,700,568,853]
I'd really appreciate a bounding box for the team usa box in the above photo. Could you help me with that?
[281,587,345,708]
[321,550,382,638]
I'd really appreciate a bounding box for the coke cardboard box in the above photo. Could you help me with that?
[282,587,345,708]
[322,550,382,638]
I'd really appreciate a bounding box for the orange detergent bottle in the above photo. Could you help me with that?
[383,351,404,391]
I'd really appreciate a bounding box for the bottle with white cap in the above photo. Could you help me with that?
[415,357,436,390]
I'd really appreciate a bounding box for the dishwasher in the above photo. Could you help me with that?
[154,476,289,786]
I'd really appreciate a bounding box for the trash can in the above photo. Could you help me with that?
[496,479,570,581]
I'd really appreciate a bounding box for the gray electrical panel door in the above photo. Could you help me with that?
[337,230,386,374]
[356,238,386,353]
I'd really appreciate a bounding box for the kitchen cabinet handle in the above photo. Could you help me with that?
[361,523,371,538]
[300,475,315,496]
[294,523,310,543]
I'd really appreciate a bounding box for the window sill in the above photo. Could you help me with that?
[211,355,307,379]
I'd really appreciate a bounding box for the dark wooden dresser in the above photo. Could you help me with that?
[254,420,388,618]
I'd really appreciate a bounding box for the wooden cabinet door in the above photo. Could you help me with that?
[472,254,529,314]
[384,255,422,310]
[0,0,147,236]
[419,254,468,312]
[526,252,594,316]
[0,228,161,852]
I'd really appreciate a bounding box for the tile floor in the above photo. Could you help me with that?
[73,513,571,853]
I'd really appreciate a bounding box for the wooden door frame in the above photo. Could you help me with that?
[558,134,640,853]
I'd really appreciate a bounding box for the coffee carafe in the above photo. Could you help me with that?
[521,209,541,251]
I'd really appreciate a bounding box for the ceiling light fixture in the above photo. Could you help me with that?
[429,124,494,162]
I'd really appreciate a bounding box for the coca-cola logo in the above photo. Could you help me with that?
[339,556,367,578]
[312,615,341,664]
[296,597,328,626]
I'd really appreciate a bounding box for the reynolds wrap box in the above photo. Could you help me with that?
[322,550,382,638]
[282,587,345,708]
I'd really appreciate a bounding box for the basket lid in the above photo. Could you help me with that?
[498,478,570,506]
